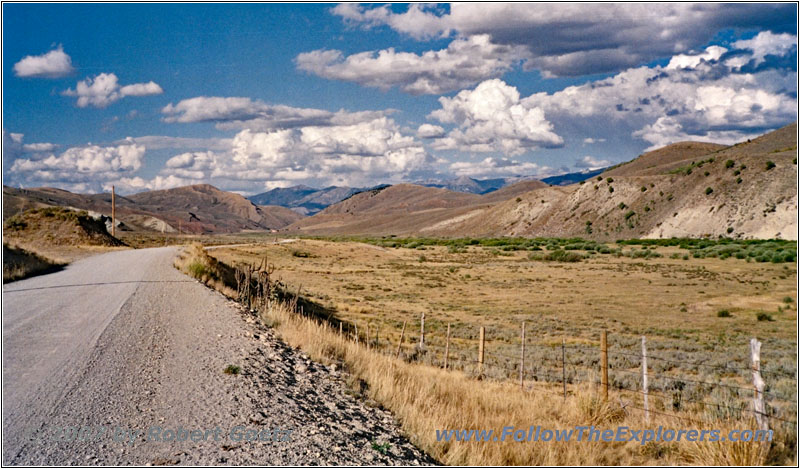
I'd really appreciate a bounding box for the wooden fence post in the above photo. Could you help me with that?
[354,323,359,346]
[111,185,116,237]
[339,322,342,337]
[478,326,485,376]
[562,338,567,400]
[444,323,451,370]
[750,338,769,433]
[419,312,425,350]
[642,336,649,423]
[601,330,609,401]
[520,322,526,388]
[395,321,407,359]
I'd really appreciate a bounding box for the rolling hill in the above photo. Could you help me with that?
[3,184,304,234]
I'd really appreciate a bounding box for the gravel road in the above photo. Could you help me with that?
[3,247,433,465]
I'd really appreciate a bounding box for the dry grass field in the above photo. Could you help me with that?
[182,237,798,465]
[209,238,797,456]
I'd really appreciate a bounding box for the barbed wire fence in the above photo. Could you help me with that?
[232,260,797,434]
[333,311,798,430]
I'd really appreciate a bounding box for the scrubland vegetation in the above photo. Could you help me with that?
[179,236,797,465]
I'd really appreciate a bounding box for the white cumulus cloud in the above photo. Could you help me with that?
[417,124,446,139]
[161,96,389,131]
[10,140,146,188]
[428,79,563,155]
[575,156,612,170]
[450,157,547,179]
[667,46,728,70]
[733,31,798,66]
[13,45,74,78]
[523,44,797,150]
[63,73,163,108]
[295,35,524,95]
[147,117,432,191]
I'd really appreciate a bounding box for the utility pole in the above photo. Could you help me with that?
[111,185,116,237]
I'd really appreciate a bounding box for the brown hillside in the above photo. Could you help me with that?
[3,186,163,231]
[4,184,305,234]
[320,184,481,215]
[126,184,304,233]
[480,179,549,203]
[603,142,727,177]
[256,204,306,231]
[4,207,125,248]
[289,184,488,236]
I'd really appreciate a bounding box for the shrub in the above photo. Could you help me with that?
[704,171,710,177]
[608,186,614,193]
[756,312,774,322]
[624,210,635,220]
[727,227,734,234]
[606,177,614,183]
[292,250,316,258]
[188,261,208,279]
[531,250,585,262]
[783,296,794,304]
[736,177,742,184]
[717,310,731,318]
[516,197,522,203]
[224,364,241,375]
[765,161,776,170]
[641,186,647,192]
[705,187,713,195]
[371,441,391,455]
[619,202,627,210]
[725,160,735,169]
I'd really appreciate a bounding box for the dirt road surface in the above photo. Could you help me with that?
[3,247,432,465]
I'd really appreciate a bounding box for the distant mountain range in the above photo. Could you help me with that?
[246,171,605,215]
[248,185,362,216]
[414,175,510,194]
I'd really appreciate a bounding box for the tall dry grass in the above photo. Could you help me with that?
[176,245,787,465]
[173,243,237,298]
[3,243,64,283]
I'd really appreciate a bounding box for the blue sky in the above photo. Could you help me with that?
[3,3,797,194]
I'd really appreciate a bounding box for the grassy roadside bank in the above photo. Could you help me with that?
[174,243,789,465]
[2,244,65,283]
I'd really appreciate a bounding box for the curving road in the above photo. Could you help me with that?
[2,247,430,465]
